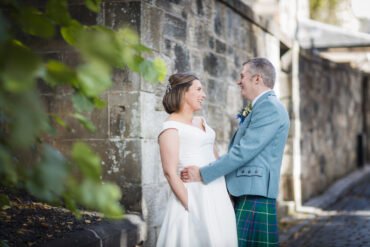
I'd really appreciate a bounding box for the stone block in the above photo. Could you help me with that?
[206,79,227,104]
[50,94,109,140]
[69,3,98,25]
[225,7,237,42]
[208,36,215,50]
[144,226,160,247]
[174,43,190,72]
[141,4,164,51]
[142,183,170,228]
[85,139,142,184]
[190,53,203,76]
[163,39,173,56]
[203,52,227,77]
[111,68,142,92]
[164,14,187,41]
[108,91,140,138]
[60,51,82,69]
[206,104,228,142]
[213,1,226,39]
[104,1,141,32]
[195,0,205,16]
[215,39,226,54]
[226,84,242,114]
[155,0,188,20]
[141,139,162,185]
[120,183,142,212]
[140,92,165,139]
[188,18,209,48]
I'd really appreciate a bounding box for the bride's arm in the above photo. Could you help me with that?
[159,129,188,210]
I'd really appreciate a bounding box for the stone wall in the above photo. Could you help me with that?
[140,0,281,245]
[39,1,144,213]
[298,52,364,201]
[36,0,370,246]
[365,76,370,163]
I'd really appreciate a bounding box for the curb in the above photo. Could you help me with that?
[305,165,370,209]
[280,165,370,244]
[43,214,145,247]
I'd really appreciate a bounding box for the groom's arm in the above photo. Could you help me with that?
[200,100,281,184]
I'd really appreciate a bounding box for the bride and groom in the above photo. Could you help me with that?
[156,58,290,247]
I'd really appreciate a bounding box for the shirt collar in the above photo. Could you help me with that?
[252,89,272,106]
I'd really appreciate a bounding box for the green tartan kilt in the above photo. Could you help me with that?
[234,195,279,247]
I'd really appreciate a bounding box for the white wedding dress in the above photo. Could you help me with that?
[156,119,237,247]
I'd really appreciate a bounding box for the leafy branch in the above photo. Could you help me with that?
[0,0,166,218]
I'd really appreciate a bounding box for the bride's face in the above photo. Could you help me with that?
[182,80,206,111]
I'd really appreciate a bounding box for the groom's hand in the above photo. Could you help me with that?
[181,166,201,182]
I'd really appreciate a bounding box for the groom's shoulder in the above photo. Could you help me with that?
[258,96,288,118]
[264,95,290,121]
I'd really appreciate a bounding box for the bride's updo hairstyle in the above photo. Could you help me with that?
[162,73,199,114]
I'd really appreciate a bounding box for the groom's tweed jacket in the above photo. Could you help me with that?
[200,91,290,199]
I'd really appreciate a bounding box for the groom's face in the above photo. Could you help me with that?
[238,64,255,100]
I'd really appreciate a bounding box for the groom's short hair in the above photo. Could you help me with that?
[243,58,276,89]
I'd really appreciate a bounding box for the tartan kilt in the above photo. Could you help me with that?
[234,195,279,247]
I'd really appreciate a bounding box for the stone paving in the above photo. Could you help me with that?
[281,174,370,247]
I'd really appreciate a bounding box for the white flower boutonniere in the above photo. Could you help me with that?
[236,102,252,124]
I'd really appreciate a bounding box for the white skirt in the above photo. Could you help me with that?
[156,177,237,247]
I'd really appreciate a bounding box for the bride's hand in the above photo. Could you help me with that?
[181,166,201,182]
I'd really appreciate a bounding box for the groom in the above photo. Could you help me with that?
[181,57,290,246]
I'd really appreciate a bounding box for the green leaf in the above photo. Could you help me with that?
[52,114,67,128]
[46,0,71,26]
[43,60,77,86]
[138,58,167,83]
[0,146,18,184]
[1,41,42,93]
[133,43,152,53]
[126,55,144,72]
[118,28,139,45]
[72,113,96,132]
[77,62,112,97]
[61,20,84,45]
[0,10,10,45]
[0,194,10,210]
[152,58,167,82]
[93,97,107,109]
[0,239,10,247]
[71,142,101,181]
[77,27,123,67]
[17,7,55,38]
[26,145,69,202]
[5,91,49,148]
[84,0,102,13]
[72,93,95,113]
[78,179,123,218]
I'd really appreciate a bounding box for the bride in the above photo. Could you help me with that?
[156,73,237,247]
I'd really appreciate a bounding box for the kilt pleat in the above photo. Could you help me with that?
[234,195,279,247]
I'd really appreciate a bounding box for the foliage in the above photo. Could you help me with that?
[0,0,166,218]
[309,0,344,24]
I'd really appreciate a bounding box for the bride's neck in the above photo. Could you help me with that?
[171,109,194,124]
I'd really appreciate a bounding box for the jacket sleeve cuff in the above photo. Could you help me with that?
[200,164,215,184]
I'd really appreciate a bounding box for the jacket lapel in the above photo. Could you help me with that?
[228,90,276,150]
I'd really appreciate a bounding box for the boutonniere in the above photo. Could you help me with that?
[236,102,252,124]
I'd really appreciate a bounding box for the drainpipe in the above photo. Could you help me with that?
[291,0,321,215]
[291,38,302,211]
